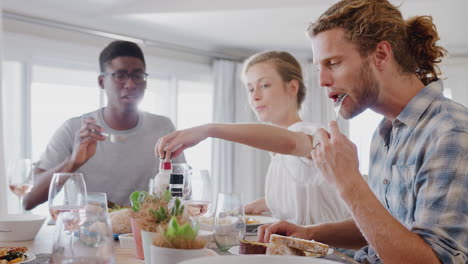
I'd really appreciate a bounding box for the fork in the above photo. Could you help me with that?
[333,94,348,121]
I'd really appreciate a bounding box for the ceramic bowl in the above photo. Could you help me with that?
[0,214,46,241]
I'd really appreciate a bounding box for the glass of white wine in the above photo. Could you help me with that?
[48,172,87,222]
[7,158,34,213]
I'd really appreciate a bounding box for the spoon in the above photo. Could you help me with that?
[100,132,125,143]
[333,94,348,120]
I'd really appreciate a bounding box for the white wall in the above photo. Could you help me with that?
[443,56,468,107]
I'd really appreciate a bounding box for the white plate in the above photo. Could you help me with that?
[18,252,36,263]
[229,246,333,257]
[245,215,277,232]
[246,215,277,226]
[180,255,339,264]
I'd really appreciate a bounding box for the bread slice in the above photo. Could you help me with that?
[239,240,267,254]
[266,243,305,256]
[269,234,329,255]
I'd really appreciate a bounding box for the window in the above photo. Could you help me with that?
[349,109,382,175]
[31,65,100,161]
[138,77,214,171]
[3,60,214,215]
[138,77,174,120]
[176,80,213,170]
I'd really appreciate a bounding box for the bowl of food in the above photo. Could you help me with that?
[0,214,46,241]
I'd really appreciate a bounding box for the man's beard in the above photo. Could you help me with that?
[343,60,380,119]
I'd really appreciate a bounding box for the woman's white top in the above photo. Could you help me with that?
[265,122,351,225]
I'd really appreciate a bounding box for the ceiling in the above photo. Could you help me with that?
[3,0,468,59]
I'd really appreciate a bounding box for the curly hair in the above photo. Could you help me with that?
[307,0,446,85]
[99,40,146,72]
[242,51,306,109]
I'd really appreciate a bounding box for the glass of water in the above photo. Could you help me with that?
[86,192,108,217]
[213,192,245,251]
[50,210,115,264]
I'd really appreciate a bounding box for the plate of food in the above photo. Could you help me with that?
[180,255,338,264]
[245,215,277,233]
[0,247,36,263]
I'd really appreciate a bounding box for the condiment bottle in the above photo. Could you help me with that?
[150,159,172,194]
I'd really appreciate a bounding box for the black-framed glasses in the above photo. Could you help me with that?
[101,71,148,84]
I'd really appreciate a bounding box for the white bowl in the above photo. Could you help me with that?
[118,233,135,248]
[150,245,216,264]
[0,214,46,241]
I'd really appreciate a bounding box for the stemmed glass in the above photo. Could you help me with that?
[48,172,87,222]
[213,192,246,251]
[50,210,115,264]
[185,169,212,218]
[7,158,34,213]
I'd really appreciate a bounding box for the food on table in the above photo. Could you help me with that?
[267,234,329,256]
[245,216,260,225]
[109,208,132,234]
[0,247,28,263]
[267,243,306,256]
[239,239,267,254]
[107,201,128,213]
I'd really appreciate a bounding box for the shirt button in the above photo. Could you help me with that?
[383,179,389,185]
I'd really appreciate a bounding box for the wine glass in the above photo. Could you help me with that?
[185,169,212,218]
[48,172,87,222]
[213,192,246,251]
[7,158,34,213]
[50,210,115,264]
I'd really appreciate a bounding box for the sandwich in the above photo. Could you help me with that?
[267,234,329,256]
[266,243,305,256]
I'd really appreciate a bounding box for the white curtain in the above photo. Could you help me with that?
[0,8,8,216]
[211,60,236,196]
[301,61,349,135]
[211,59,270,204]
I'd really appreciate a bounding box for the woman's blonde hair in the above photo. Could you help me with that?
[307,0,446,85]
[242,51,306,109]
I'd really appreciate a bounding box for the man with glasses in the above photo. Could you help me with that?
[24,40,185,209]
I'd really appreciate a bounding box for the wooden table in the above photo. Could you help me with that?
[1,224,358,264]
[1,224,144,264]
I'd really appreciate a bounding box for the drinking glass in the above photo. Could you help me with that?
[50,210,115,264]
[7,158,34,213]
[213,192,246,251]
[185,169,212,218]
[86,192,108,217]
[48,172,87,221]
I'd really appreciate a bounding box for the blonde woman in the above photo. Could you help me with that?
[155,51,349,225]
